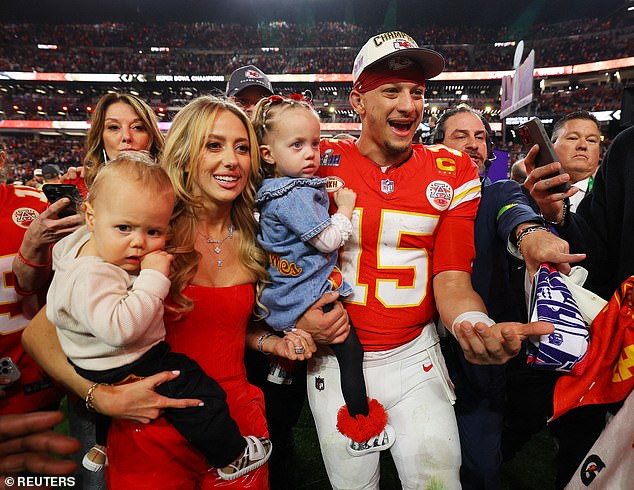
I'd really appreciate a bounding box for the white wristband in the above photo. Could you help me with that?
[451,311,495,337]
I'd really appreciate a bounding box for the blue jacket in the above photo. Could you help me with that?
[473,178,541,322]
[255,176,352,331]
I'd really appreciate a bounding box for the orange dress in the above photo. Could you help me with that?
[106,284,269,489]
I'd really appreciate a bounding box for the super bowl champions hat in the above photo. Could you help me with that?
[352,31,445,84]
[226,65,274,97]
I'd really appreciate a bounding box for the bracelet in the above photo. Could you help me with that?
[516,225,550,256]
[256,332,276,355]
[451,311,495,337]
[85,382,110,412]
[17,249,51,268]
[541,199,570,227]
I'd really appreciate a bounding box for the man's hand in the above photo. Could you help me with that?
[295,292,350,344]
[522,145,578,222]
[454,320,554,365]
[0,411,80,478]
[13,198,84,293]
[517,226,585,276]
[23,198,84,252]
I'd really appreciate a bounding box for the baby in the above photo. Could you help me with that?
[47,151,271,480]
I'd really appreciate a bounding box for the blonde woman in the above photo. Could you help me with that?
[23,96,314,489]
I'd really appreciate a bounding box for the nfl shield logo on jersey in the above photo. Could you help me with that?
[381,178,394,195]
[314,376,325,391]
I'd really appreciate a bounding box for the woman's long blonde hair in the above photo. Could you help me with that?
[161,95,268,312]
[83,93,164,189]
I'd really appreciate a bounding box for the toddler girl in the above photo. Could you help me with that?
[252,95,395,456]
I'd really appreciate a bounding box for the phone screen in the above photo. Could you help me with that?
[42,184,83,218]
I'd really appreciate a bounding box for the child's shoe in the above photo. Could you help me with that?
[346,424,396,456]
[217,436,272,481]
[82,444,107,472]
[336,398,396,457]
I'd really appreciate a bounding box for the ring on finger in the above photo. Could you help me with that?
[295,346,305,354]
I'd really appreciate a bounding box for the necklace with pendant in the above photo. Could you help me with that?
[198,224,234,267]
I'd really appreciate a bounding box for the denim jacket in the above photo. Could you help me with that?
[255,176,352,331]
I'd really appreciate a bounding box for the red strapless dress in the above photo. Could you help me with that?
[106,284,269,489]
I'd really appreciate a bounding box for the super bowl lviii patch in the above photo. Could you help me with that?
[321,148,341,167]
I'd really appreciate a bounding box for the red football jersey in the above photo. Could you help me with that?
[319,140,480,351]
[0,184,63,414]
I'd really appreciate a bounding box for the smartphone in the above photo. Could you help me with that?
[0,357,21,386]
[517,117,570,193]
[42,183,83,218]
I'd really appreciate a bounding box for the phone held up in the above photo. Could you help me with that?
[42,184,84,218]
[517,117,570,194]
[0,357,21,386]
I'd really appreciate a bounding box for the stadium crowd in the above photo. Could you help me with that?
[1,15,633,74]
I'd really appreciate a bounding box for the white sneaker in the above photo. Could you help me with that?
[217,436,272,480]
[82,444,107,472]
[346,424,396,457]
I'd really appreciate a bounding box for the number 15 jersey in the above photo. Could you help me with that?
[319,139,481,351]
